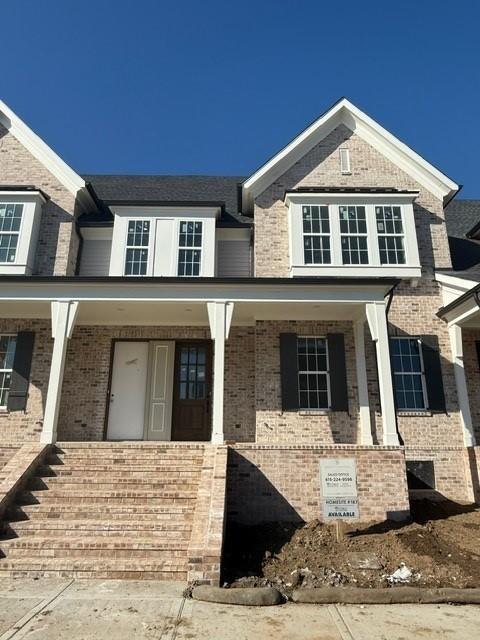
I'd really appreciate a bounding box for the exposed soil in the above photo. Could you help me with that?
[222,500,480,595]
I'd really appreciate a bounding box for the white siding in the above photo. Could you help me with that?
[216,238,252,277]
[79,229,112,276]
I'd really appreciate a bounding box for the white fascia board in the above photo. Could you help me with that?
[291,266,421,279]
[243,98,458,206]
[0,280,393,304]
[0,190,48,204]
[285,192,419,206]
[0,100,94,211]
[110,205,221,219]
[434,272,479,291]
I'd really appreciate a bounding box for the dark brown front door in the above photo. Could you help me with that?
[172,342,212,441]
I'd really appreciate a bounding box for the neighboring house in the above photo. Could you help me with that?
[0,97,480,580]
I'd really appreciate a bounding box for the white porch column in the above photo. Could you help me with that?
[207,301,234,444]
[366,302,399,446]
[41,300,79,444]
[448,323,476,446]
[353,319,373,445]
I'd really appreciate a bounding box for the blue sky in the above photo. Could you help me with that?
[2,1,479,196]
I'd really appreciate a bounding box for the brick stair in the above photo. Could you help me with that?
[0,446,20,482]
[0,442,206,579]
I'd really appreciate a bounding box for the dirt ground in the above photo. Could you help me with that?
[222,500,480,594]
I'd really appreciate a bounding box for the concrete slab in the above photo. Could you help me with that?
[340,603,480,639]
[177,599,343,640]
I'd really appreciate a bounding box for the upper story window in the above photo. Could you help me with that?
[339,205,368,265]
[0,334,16,408]
[302,206,331,264]
[178,221,202,276]
[0,192,45,276]
[0,204,23,263]
[124,220,150,275]
[375,205,405,265]
[287,193,421,279]
[109,207,218,277]
[390,337,427,410]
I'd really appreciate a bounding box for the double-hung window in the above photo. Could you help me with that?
[0,204,23,264]
[297,336,330,409]
[376,205,406,264]
[124,220,150,275]
[0,335,16,407]
[302,205,331,264]
[178,221,202,276]
[339,205,369,264]
[390,337,427,410]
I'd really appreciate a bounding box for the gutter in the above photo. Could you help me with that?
[437,281,480,318]
[384,280,403,446]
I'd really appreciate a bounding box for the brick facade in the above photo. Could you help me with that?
[0,124,79,275]
[227,444,410,524]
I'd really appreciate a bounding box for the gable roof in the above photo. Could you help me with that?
[81,174,252,228]
[0,100,94,211]
[242,97,459,211]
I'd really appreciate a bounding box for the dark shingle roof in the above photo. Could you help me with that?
[81,174,252,227]
[444,199,480,271]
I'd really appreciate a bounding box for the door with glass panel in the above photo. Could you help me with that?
[172,342,211,441]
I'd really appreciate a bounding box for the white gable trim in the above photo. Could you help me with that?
[243,98,458,207]
[0,100,94,210]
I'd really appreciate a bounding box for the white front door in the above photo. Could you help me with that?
[107,341,149,440]
[144,341,175,441]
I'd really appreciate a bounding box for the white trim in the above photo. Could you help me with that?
[365,301,399,446]
[0,193,45,275]
[448,323,476,446]
[243,98,458,206]
[0,100,94,210]
[353,320,373,445]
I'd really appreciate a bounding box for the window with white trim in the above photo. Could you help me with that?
[124,220,150,275]
[302,205,331,264]
[0,204,23,263]
[390,337,427,410]
[0,335,16,407]
[178,221,203,276]
[376,205,406,264]
[297,336,330,409]
[339,148,351,174]
[339,205,369,264]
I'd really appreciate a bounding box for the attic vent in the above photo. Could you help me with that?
[339,148,351,174]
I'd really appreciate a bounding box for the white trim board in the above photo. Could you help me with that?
[243,98,458,207]
[0,100,94,211]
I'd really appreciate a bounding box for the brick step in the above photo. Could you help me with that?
[20,490,197,506]
[30,478,200,491]
[38,465,202,477]
[55,442,206,449]
[9,504,194,519]
[4,537,189,556]
[47,455,205,466]
[0,558,187,580]
[6,520,192,536]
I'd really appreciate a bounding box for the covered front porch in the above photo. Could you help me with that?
[0,277,401,447]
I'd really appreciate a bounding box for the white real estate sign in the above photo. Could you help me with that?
[320,458,359,520]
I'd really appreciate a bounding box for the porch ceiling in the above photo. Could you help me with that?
[0,299,366,326]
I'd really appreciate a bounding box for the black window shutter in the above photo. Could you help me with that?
[327,333,349,411]
[421,335,446,413]
[7,331,35,412]
[280,333,299,411]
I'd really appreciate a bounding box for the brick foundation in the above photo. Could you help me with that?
[226,444,410,525]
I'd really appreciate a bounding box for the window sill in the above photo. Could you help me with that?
[0,407,8,414]
[397,410,432,417]
[298,409,331,416]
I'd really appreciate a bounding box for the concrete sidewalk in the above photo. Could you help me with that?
[0,578,479,639]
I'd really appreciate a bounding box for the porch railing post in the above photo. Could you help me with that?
[207,301,234,445]
[449,323,476,446]
[366,301,399,446]
[41,300,78,444]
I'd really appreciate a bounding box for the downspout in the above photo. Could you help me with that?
[385,281,403,446]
